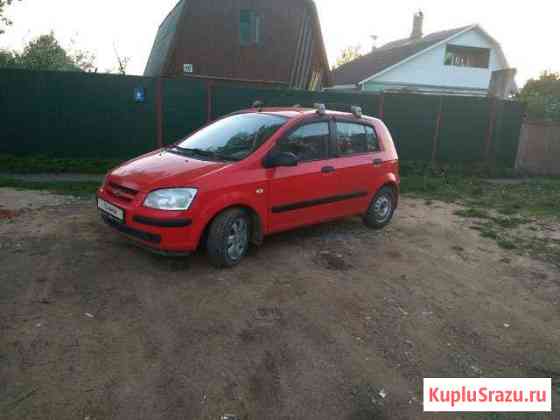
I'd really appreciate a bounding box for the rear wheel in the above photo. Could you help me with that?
[207,208,250,268]
[363,186,396,229]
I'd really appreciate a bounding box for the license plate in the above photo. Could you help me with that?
[97,198,124,222]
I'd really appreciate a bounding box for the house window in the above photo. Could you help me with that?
[240,10,262,46]
[444,45,490,69]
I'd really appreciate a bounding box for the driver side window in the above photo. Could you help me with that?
[275,122,329,162]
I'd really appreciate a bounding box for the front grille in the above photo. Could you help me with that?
[106,182,138,203]
[102,215,161,244]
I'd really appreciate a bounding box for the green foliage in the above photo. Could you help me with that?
[0,32,96,72]
[19,32,80,71]
[0,48,16,66]
[518,71,560,121]
[333,45,363,70]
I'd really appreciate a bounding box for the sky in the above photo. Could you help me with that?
[1,0,558,86]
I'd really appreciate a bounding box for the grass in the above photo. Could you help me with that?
[0,154,122,175]
[496,238,518,250]
[454,208,491,219]
[401,174,560,219]
[401,164,560,267]
[0,177,99,196]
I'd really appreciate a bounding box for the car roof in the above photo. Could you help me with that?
[237,107,376,121]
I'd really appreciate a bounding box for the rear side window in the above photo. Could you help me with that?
[276,122,329,162]
[365,125,380,152]
[335,122,381,155]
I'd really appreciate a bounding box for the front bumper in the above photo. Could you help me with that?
[97,187,199,253]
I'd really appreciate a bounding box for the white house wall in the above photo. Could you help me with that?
[362,29,504,92]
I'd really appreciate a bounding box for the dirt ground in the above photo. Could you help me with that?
[0,188,559,420]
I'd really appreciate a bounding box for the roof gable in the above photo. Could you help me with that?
[144,0,186,77]
[332,25,475,86]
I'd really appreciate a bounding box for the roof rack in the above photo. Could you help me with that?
[314,103,326,116]
[351,106,363,118]
[252,100,264,111]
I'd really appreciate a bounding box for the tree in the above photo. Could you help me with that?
[0,49,17,66]
[0,0,21,34]
[519,71,560,121]
[333,45,363,70]
[0,32,96,72]
[68,37,97,72]
[113,44,130,75]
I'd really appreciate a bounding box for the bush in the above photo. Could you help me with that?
[519,71,560,122]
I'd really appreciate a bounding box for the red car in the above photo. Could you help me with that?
[97,105,399,267]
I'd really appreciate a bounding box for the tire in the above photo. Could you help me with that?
[363,186,396,229]
[206,208,251,268]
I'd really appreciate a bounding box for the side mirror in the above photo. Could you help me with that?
[263,151,299,168]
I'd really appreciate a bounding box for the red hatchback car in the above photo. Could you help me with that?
[97,105,399,267]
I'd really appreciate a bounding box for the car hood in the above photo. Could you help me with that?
[107,149,229,192]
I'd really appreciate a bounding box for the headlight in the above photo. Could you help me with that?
[144,188,198,211]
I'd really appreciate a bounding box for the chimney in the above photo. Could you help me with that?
[410,11,424,39]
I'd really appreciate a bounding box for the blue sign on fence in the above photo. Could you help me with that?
[134,87,145,103]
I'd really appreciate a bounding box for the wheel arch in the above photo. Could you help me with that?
[197,203,264,251]
[378,180,400,209]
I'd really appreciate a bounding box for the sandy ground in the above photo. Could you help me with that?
[0,188,558,420]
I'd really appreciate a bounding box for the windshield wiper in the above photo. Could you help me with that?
[170,147,239,162]
[181,148,216,157]
[214,153,242,162]
[167,146,190,156]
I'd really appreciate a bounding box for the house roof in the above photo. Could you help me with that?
[332,25,473,86]
[305,0,332,86]
[144,0,186,77]
[144,0,331,87]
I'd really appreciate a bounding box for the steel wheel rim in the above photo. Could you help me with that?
[226,218,248,261]
[373,194,392,223]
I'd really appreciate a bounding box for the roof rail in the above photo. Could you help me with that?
[314,103,326,116]
[351,106,363,118]
[252,100,264,111]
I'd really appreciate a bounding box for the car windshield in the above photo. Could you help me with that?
[173,113,288,161]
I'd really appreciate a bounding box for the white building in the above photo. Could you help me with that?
[330,12,516,96]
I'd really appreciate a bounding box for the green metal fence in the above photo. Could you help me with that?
[437,95,491,162]
[0,69,524,166]
[162,77,207,146]
[382,93,441,161]
[0,69,157,159]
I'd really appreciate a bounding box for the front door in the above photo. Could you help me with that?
[266,120,340,233]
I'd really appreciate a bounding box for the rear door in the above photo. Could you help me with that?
[327,119,386,216]
[266,119,341,233]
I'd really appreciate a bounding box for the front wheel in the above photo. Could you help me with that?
[207,208,250,268]
[363,186,396,229]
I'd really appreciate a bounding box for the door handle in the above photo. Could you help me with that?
[321,166,336,174]
[373,158,384,166]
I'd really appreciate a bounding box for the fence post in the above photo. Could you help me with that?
[378,92,385,119]
[484,97,500,165]
[431,96,444,164]
[207,80,214,123]
[156,77,164,148]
